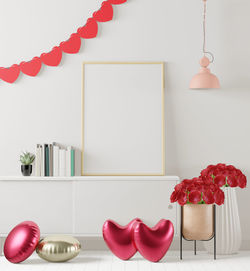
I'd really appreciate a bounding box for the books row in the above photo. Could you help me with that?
[35,143,75,177]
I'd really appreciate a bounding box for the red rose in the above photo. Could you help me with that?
[214,175,226,187]
[210,183,220,192]
[170,191,178,203]
[216,163,226,172]
[203,190,214,204]
[188,190,201,204]
[174,183,184,192]
[201,175,213,185]
[177,191,187,206]
[212,168,220,176]
[192,177,201,183]
[200,165,215,177]
[227,176,238,187]
[235,169,242,176]
[183,179,194,185]
[214,189,225,205]
[238,174,247,188]
[226,165,236,172]
[186,184,196,192]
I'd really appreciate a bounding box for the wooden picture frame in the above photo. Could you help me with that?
[81,62,165,176]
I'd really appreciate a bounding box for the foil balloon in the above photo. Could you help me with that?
[36,235,81,262]
[133,219,174,262]
[103,218,142,260]
[4,221,40,263]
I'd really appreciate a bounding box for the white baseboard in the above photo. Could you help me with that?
[1,236,249,256]
[76,236,250,251]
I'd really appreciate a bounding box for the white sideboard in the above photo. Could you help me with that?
[0,176,179,240]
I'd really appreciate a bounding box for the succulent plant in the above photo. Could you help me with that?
[20,151,35,165]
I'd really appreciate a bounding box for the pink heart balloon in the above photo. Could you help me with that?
[133,219,174,262]
[4,221,40,263]
[103,218,142,260]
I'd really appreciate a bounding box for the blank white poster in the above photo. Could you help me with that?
[82,63,165,175]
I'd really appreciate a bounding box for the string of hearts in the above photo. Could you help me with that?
[0,0,126,84]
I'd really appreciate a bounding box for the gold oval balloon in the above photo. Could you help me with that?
[36,235,81,262]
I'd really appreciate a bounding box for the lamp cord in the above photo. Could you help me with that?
[202,0,214,63]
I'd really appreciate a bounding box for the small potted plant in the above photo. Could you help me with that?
[20,151,35,176]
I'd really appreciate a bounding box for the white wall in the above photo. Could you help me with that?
[0,0,250,245]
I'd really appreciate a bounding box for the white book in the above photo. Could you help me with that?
[53,145,59,177]
[40,145,44,177]
[59,149,66,177]
[35,144,41,176]
[66,146,72,177]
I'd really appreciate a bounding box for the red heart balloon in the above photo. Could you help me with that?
[133,220,174,262]
[0,64,20,83]
[60,33,81,54]
[77,18,98,39]
[108,0,127,4]
[103,218,142,260]
[93,1,113,22]
[20,57,42,77]
[41,46,62,67]
[4,221,40,263]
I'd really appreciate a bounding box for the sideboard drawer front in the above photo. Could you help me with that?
[74,180,177,235]
[0,182,72,234]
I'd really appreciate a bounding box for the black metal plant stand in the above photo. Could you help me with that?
[180,205,216,260]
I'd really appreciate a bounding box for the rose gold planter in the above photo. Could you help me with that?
[182,204,214,241]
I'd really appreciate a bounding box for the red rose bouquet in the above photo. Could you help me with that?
[170,164,247,206]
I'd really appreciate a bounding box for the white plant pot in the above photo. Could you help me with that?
[204,188,242,254]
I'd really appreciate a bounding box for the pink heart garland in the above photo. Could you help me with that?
[133,220,174,262]
[77,18,98,39]
[93,1,113,22]
[20,57,42,77]
[0,64,20,83]
[103,218,142,260]
[108,0,127,4]
[40,46,62,67]
[0,0,127,83]
[60,33,81,54]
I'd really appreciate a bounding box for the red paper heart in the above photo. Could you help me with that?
[133,220,174,262]
[108,0,127,4]
[93,1,113,22]
[103,218,142,260]
[40,46,62,67]
[0,64,20,83]
[20,57,42,77]
[77,18,98,39]
[60,33,81,54]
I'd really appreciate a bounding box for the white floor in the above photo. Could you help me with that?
[0,251,250,271]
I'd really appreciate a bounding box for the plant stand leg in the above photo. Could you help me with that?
[194,240,197,255]
[180,235,182,260]
[214,205,216,260]
[180,206,183,260]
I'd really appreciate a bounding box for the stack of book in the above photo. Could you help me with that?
[35,143,75,177]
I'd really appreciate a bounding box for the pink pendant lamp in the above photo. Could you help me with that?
[190,0,220,89]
